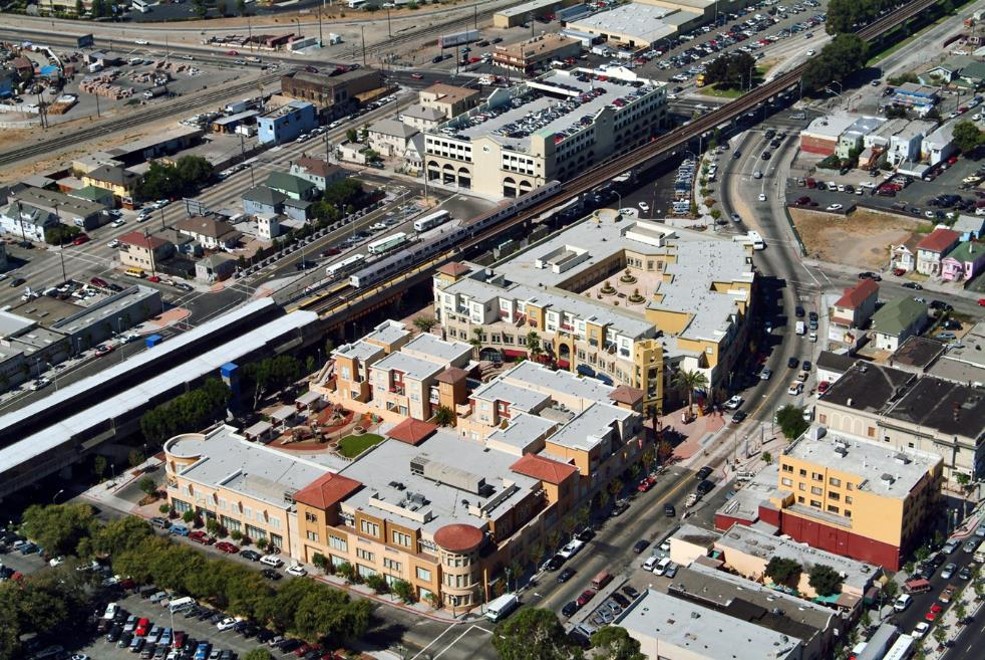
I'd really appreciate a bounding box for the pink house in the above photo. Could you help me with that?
[941,241,985,282]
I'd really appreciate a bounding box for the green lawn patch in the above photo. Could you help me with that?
[338,433,383,458]
[703,85,745,99]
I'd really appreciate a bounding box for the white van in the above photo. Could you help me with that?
[642,555,660,571]
[102,602,119,620]
[260,554,283,568]
[653,557,673,576]
[168,596,195,613]
[893,594,912,612]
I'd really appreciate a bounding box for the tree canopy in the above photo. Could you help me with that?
[808,564,844,596]
[952,121,985,154]
[703,51,758,90]
[802,34,869,94]
[311,178,365,222]
[20,502,96,557]
[591,626,646,660]
[493,608,583,660]
[765,556,802,588]
[826,0,898,35]
[135,156,214,201]
[0,564,94,658]
[139,377,231,444]
[776,405,809,440]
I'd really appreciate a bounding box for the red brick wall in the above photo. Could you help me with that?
[714,513,754,531]
[778,512,901,570]
[799,135,837,157]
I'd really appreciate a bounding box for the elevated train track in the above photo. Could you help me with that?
[300,0,942,325]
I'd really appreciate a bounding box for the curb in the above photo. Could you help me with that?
[311,573,469,625]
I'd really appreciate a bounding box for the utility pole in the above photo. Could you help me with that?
[474,3,478,31]
[319,0,325,47]
[387,6,392,39]
[361,25,367,66]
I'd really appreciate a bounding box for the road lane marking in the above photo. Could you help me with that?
[411,622,458,660]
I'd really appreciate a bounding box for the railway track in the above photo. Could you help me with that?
[0,72,281,168]
[303,0,942,316]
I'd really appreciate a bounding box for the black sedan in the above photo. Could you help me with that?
[731,410,748,424]
[633,539,651,554]
[902,282,923,290]
[261,568,282,580]
[240,549,262,562]
[557,568,576,583]
[787,357,800,369]
[561,601,580,617]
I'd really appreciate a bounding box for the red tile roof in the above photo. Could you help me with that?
[437,262,470,277]
[436,366,468,384]
[834,278,878,309]
[386,418,437,446]
[433,523,484,553]
[510,453,578,484]
[294,472,362,509]
[296,157,346,179]
[119,230,169,250]
[917,228,960,254]
[609,385,643,406]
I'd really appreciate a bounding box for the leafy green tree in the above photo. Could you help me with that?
[20,503,96,557]
[703,51,757,90]
[93,455,108,480]
[802,33,868,94]
[365,573,389,594]
[392,579,416,604]
[183,510,196,524]
[413,315,437,332]
[244,650,273,660]
[75,0,84,15]
[953,121,985,154]
[526,331,543,362]
[44,223,81,246]
[776,405,809,439]
[765,556,802,588]
[129,449,146,467]
[139,476,157,496]
[91,516,154,557]
[140,378,232,443]
[433,405,455,426]
[671,369,709,414]
[761,451,773,465]
[493,608,582,660]
[808,564,844,597]
[591,626,646,660]
[346,128,359,143]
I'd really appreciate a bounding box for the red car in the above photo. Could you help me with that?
[576,589,597,607]
[135,617,150,637]
[818,381,830,394]
[90,277,109,288]
[147,275,161,283]
[72,234,90,246]
[227,50,239,56]
[188,531,214,545]
[979,298,985,306]
[215,541,239,554]
[94,344,114,357]
[925,603,944,621]
[637,476,656,493]
[892,268,906,276]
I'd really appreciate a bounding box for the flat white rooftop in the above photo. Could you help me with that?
[566,3,684,44]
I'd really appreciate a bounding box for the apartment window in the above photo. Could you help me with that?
[306,531,319,542]
[416,567,432,582]
[811,486,823,496]
[329,536,348,552]
[305,512,317,523]
[781,464,793,473]
[829,477,841,487]
[797,496,805,504]
[818,413,827,424]
[383,558,401,571]
[844,510,852,518]
[392,530,412,547]
[845,496,853,505]
[847,483,854,491]
[867,427,876,438]
[356,548,375,562]
[799,469,807,477]
[811,472,823,481]
[829,491,840,501]
[360,520,380,537]
[809,500,822,508]
[798,483,806,491]
[781,477,793,487]
[827,505,840,514]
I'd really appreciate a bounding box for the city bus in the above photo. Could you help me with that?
[326,253,365,279]
[367,232,408,255]
[413,210,451,233]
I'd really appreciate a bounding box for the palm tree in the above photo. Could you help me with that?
[526,331,543,363]
[672,369,709,415]
[470,327,484,359]
[413,315,437,333]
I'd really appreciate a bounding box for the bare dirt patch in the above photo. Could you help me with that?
[790,207,922,269]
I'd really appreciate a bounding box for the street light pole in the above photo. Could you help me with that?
[52,489,65,504]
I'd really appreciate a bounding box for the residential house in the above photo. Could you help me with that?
[118,231,175,273]
[399,105,447,133]
[404,134,425,174]
[890,235,921,273]
[366,119,419,159]
[830,279,878,329]
[418,83,481,119]
[941,240,985,282]
[174,216,241,250]
[265,172,318,201]
[815,351,858,387]
[195,253,238,282]
[887,120,936,167]
[922,121,958,166]
[257,101,318,145]
[242,186,287,217]
[68,185,115,209]
[11,187,106,230]
[915,227,960,275]
[289,157,349,191]
[0,201,59,243]
[952,214,985,241]
[871,297,928,351]
[925,55,974,84]
[889,83,939,115]
[958,60,985,88]
[81,164,140,201]
[834,116,884,161]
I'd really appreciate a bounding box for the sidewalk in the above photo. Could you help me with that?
[313,572,468,624]
[802,257,984,303]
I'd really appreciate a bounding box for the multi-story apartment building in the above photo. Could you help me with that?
[491,34,582,73]
[423,67,666,196]
[433,212,755,412]
[767,427,941,570]
[814,361,985,483]
[164,425,335,556]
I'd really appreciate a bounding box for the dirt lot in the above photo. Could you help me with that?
[790,207,922,269]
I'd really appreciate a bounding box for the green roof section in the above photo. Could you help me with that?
[69,185,112,202]
[944,240,983,263]
[872,297,927,336]
[265,172,315,196]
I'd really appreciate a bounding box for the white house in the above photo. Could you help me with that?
[0,201,59,243]
[366,119,419,159]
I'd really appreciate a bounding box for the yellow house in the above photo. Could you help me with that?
[81,164,140,201]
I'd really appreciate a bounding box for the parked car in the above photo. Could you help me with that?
[557,568,576,583]
[632,539,651,554]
